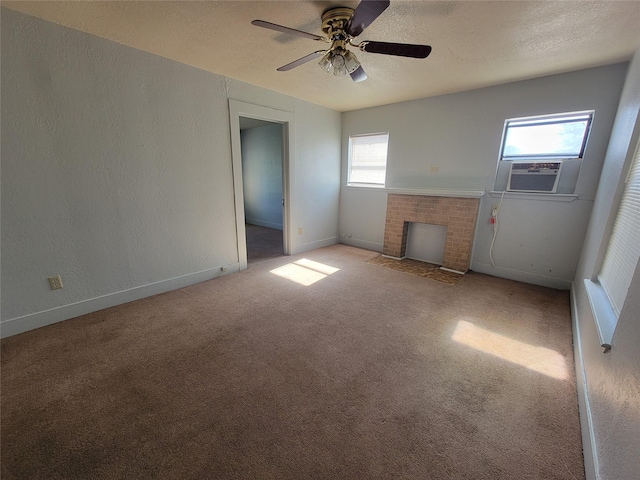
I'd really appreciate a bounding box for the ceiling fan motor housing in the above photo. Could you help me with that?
[252,0,429,83]
[321,7,354,37]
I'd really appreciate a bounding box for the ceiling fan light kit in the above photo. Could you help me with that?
[252,0,431,82]
[319,47,361,76]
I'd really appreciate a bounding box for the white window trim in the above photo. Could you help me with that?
[347,132,389,187]
[585,135,640,352]
[498,110,594,162]
[583,279,617,352]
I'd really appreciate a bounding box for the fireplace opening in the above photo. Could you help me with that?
[405,223,447,265]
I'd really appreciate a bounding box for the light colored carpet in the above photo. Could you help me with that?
[1,244,584,479]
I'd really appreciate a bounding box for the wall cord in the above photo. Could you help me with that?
[489,190,506,268]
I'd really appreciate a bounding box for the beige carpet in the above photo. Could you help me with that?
[1,244,584,479]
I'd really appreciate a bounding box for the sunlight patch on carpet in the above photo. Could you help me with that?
[270,259,339,286]
[452,320,568,380]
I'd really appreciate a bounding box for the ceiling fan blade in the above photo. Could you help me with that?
[345,0,390,37]
[252,20,325,41]
[361,41,432,58]
[350,66,368,82]
[277,51,326,72]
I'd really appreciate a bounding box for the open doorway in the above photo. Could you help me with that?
[239,117,284,263]
[228,100,295,271]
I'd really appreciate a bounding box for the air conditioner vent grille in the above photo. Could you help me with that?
[507,161,562,193]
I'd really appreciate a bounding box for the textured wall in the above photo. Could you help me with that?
[1,8,235,320]
[340,64,628,289]
[241,124,283,230]
[572,50,640,480]
[1,9,341,330]
[292,99,342,252]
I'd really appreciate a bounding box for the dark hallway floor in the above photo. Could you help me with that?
[246,223,283,264]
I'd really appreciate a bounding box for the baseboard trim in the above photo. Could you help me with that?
[471,262,572,290]
[339,238,383,252]
[0,263,240,339]
[570,282,600,480]
[291,236,338,255]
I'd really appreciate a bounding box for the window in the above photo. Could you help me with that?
[348,133,389,185]
[598,139,640,318]
[500,111,593,161]
[584,137,640,351]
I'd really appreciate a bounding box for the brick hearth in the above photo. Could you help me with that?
[383,194,480,273]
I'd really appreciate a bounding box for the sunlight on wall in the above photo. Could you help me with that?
[451,320,568,380]
[270,259,339,286]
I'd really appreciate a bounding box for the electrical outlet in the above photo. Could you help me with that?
[220,266,227,272]
[298,227,303,235]
[491,204,499,217]
[430,166,439,173]
[48,276,63,290]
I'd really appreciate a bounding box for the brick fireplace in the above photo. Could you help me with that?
[383,194,480,273]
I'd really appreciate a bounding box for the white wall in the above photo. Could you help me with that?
[571,50,640,480]
[0,8,341,337]
[291,99,342,253]
[339,64,628,288]
[241,124,283,230]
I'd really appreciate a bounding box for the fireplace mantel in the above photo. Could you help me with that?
[384,188,485,198]
[345,185,485,199]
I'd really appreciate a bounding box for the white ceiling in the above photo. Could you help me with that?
[4,1,640,112]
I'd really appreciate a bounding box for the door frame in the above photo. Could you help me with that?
[228,100,295,270]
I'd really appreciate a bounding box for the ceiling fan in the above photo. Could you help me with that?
[252,0,432,82]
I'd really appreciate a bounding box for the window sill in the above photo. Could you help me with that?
[583,279,617,352]
[346,183,386,189]
[489,191,579,202]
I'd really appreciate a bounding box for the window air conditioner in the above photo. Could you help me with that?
[507,161,563,193]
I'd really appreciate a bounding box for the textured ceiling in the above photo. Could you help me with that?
[3,1,640,112]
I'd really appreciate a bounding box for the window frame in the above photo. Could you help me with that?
[597,136,640,313]
[585,134,640,351]
[499,111,594,162]
[347,132,390,187]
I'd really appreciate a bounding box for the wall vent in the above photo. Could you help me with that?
[507,161,563,193]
